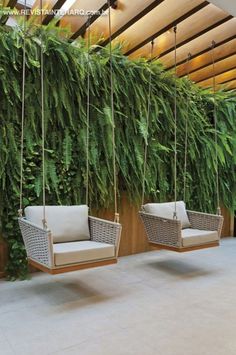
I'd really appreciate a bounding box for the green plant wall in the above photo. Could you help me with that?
[0,25,236,279]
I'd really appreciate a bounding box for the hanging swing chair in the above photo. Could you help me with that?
[18,3,122,274]
[139,30,223,252]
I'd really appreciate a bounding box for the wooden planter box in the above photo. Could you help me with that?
[0,240,7,278]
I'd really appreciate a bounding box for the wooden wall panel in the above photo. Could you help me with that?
[221,206,234,237]
[0,241,7,278]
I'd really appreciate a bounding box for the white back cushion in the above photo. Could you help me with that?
[143,201,191,229]
[25,205,90,243]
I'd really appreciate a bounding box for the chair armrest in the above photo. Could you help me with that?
[139,212,182,247]
[187,211,224,235]
[18,218,54,268]
[88,216,122,257]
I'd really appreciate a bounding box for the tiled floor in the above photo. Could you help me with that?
[1,238,236,355]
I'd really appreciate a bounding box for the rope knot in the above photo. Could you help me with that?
[114,213,120,223]
[42,219,48,229]
[173,211,178,220]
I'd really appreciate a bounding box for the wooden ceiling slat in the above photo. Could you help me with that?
[99,0,165,47]
[198,69,236,88]
[190,54,236,83]
[58,0,116,40]
[84,0,166,46]
[43,0,67,25]
[0,0,17,24]
[70,0,117,39]
[221,77,236,86]
[174,34,236,71]
[161,18,236,69]
[158,15,232,59]
[130,3,230,60]
[124,0,209,56]
[177,38,236,77]
[30,0,66,24]
[224,81,236,91]
[200,79,236,91]
[7,0,17,7]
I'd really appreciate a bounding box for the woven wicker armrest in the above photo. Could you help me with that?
[18,218,53,268]
[187,210,224,235]
[88,216,122,256]
[139,212,182,247]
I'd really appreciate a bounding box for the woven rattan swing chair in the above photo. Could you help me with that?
[18,4,122,274]
[139,31,223,253]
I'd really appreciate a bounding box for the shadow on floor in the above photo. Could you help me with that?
[26,279,119,310]
[146,259,217,279]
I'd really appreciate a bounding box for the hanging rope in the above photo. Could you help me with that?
[183,52,191,202]
[18,0,27,217]
[141,40,154,207]
[108,1,119,223]
[40,0,47,228]
[211,41,221,216]
[85,16,91,206]
[173,26,178,219]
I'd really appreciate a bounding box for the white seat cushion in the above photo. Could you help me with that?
[143,201,191,229]
[25,205,90,243]
[53,241,115,266]
[182,228,219,247]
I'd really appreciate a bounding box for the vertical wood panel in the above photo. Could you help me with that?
[0,241,7,278]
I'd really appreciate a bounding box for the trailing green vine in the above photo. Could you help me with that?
[0,24,236,279]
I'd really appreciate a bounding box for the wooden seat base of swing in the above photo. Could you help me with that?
[149,241,219,253]
[29,258,118,275]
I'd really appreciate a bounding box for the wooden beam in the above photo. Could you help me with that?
[190,54,236,83]
[69,0,117,40]
[198,69,236,88]
[202,79,236,91]
[130,3,231,61]
[195,67,236,83]
[6,0,17,8]
[30,0,66,25]
[0,0,17,24]
[99,0,165,47]
[175,34,236,70]
[220,77,236,85]
[158,15,232,59]
[224,81,236,91]
[43,0,67,25]
[177,39,236,77]
[15,2,31,10]
[125,1,209,56]
[164,18,236,70]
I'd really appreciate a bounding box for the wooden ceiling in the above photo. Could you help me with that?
[3,0,236,91]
